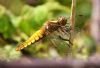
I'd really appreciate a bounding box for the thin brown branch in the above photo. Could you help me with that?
[70,0,76,27]
[70,0,76,42]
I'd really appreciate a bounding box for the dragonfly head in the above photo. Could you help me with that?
[57,17,67,26]
[44,17,67,34]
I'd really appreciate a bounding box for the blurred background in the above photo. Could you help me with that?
[0,0,98,65]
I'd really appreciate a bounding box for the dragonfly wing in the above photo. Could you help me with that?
[44,27,71,47]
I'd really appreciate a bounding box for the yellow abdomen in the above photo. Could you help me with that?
[16,29,45,51]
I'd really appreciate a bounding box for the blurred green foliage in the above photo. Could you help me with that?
[0,0,96,61]
[75,0,92,31]
[0,45,21,61]
[72,32,96,59]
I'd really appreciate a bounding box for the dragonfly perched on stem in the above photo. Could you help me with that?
[16,17,72,51]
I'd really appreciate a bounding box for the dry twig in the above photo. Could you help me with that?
[70,0,76,43]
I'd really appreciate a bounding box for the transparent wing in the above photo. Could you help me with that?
[43,26,71,55]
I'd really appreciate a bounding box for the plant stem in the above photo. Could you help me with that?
[70,0,76,44]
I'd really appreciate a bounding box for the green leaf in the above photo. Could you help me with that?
[8,13,22,27]
[0,14,16,38]
[29,6,50,30]
[0,16,9,33]
[19,18,33,35]
[0,5,6,17]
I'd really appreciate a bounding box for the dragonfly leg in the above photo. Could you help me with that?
[58,35,72,47]
[61,25,72,32]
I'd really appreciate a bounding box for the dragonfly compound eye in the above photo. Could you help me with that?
[58,17,67,26]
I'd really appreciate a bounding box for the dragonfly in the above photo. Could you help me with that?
[16,16,72,51]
